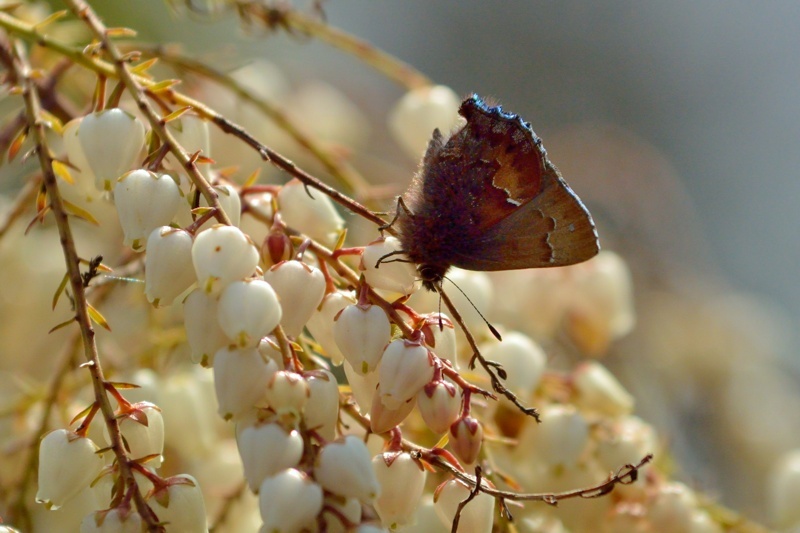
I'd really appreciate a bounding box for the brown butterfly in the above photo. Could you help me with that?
[392,94,600,291]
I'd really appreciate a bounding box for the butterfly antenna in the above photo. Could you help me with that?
[441,275,502,341]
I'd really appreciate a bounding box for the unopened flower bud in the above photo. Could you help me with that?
[184,289,229,365]
[450,416,483,465]
[192,225,259,295]
[362,237,420,297]
[378,338,434,410]
[334,303,391,375]
[389,85,461,159]
[373,452,426,529]
[217,279,282,347]
[213,346,277,420]
[76,109,145,191]
[316,436,381,503]
[277,179,344,246]
[434,479,494,533]
[149,474,208,533]
[263,260,325,337]
[265,371,310,419]
[259,469,323,532]
[35,429,105,510]
[306,290,356,365]
[236,421,303,492]
[263,231,293,267]
[417,380,460,435]
[114,170,182,251]
[145,226,196,307]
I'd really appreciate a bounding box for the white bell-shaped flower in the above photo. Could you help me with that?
[769,449,800,530]
[434,479,495,533]
[378,338,434,410]
[263,260,325,337]
[183,289,229,365]
[388,85,461,159]
[306,290,356,365]
[149,474,208,533]
[277,179,344,246]
[259,469,323,532]
[362,237,420,298]
[344,361,380,415]
[573,361,634,417]
[417,379,460,435]
[373,452,427,529]
[145,226,196,307]
[192,225,259,295]
[265,371,310,419]
[316,436,381,503]
[35,429,105,510]
[217,279,282,347]
[236,421,303,492]
[647,482,699,533]
[117,404,165,468]
[304,369,339,441]
[334,303,391,375]
[199,183,241,228]
[114,170,182,251]
[595,416,656,475]
[481,332,546,399]
[80,508,142,533]
[62,117,101,199]
[321,497,362,533]
[370,393,415,434]
[213,346,278,420]
[441,269,493,339]
[519,404,589,467]
[166,114,211,182]
[77,108,145,191]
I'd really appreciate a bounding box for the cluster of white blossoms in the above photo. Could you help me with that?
[1,6,793,528]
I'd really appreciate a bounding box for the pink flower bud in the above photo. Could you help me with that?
[417,380,460,435]
[420,313,457,367]
[450,416,483,465]
[263,260,325,337]
[378,339,434,410]
[373,452,426,528]
[334,303,391,375]
[316,436,381,503]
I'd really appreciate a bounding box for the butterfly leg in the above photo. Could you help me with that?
[374,250,414,269]
[378,196,414,233]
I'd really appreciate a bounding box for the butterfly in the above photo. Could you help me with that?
[394,94,600,291]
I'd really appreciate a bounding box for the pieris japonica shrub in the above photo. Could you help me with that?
[0,2,786,533]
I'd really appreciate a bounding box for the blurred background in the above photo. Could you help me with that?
[31,0,800,525]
